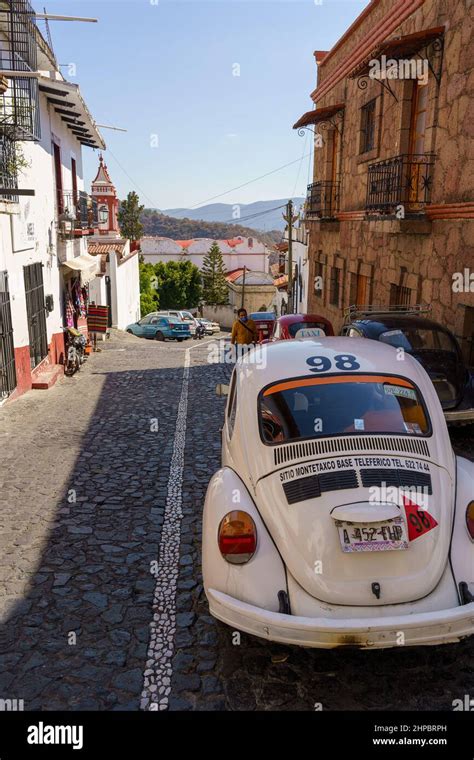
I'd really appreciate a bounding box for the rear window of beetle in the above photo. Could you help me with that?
[258,374,430,444]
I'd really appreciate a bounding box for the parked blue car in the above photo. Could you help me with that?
[126,313,191,341]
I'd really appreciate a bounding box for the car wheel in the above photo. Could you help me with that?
[155,331,165,341]
[177,338,184,342]
[126,329,133,334]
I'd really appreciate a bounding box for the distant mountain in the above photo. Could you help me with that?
[140,209,282,247]
[162,198,305,232]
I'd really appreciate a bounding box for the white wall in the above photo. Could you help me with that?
[109,246,140,329]
[88,274,107,307]
[0,89,90,352]
[141,236,270,272]
[284,224,309,314]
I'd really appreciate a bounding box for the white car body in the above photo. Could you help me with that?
[199,319,220,334]
[202,338,474,649]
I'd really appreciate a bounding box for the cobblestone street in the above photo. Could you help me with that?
[0,331,473,711]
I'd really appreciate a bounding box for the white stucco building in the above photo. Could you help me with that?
[284,221,309,313]
[140,235,271,272]
[0,4,105,400]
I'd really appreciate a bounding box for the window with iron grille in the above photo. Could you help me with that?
[0,1,41,141]
[24,263,48,369]
[389,282,412,307]
[0,133,18,202]
[329,266,341,306]
[360,99,376,154]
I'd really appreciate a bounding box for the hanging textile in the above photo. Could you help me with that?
[87,305,109,334]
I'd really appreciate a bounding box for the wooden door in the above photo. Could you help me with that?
[408,82,428,208]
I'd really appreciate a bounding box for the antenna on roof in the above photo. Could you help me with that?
[42,7,56,63]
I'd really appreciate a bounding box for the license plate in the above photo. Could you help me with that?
[335,517,408,552]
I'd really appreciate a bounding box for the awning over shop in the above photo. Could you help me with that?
[62,253,99,284]
[348,26,445,78]
[293,103,345,129]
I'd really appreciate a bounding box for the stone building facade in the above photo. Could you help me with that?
[294,0,473,363]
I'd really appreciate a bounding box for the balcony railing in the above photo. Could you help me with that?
[305,180,340,219]
[366,153,436,214]
[0,133,18,202]
[0,0,41,141]
[57,190,98,236]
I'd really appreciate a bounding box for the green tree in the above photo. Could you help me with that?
[139,262,159,316]
[118,191,144,242]
[201,242,228,305]
[153,260,202,309]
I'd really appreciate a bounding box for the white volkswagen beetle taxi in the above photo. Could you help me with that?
[203,338,474,649]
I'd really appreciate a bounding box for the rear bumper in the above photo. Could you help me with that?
[207,588,474,649]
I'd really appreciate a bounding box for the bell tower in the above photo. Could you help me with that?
[91,154,119,236]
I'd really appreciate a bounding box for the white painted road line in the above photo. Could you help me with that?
[140,348,191,711]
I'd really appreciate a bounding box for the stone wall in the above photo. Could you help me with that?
[304,0,474,357]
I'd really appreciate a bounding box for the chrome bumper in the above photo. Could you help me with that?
[207,588,474,649]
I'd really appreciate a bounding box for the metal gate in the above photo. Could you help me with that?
[0,271,17,399]
[23,263,48,369]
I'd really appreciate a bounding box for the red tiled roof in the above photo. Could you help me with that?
[225,268,245,283]
[274,274,288,288]
[88,241,126,255]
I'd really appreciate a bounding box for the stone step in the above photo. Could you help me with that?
[31,364,64,390]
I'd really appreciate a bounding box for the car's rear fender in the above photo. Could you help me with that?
[450,456,474,598]
[202,467,287,612]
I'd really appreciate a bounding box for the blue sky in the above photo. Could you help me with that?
[34,0,366,210]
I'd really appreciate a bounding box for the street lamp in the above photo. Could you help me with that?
[58,206,75,239]
[98,205,109,226]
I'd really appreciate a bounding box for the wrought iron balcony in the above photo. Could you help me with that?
[305,180,340,220]
[57,190,98,236]
[0,133,18,202]
[0,0,41,141]
[366,153,436,214]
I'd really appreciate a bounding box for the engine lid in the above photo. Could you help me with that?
[255,457,453,605]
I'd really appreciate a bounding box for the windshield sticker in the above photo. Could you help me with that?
[354,418,365,431]
[384,384,417,401]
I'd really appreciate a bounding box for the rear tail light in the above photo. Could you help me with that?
[466,501,474,541]
[218,510,257,564]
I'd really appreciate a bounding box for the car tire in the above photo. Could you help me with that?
[177,338,184,342]
[155,331,165,341]
[126,329,133,334]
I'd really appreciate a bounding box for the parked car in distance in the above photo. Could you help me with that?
[158,309,197,336]
[126,314,191,341]
[198,318,220,335]
[203,338,474,649]
[249,311,276,342]
[267,313,334,342]
[341,306,474,425]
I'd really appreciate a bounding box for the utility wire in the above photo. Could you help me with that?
[189,153,312,210]
[220,203,287,225]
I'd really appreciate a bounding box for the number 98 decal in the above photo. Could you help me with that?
[306,354,361,373]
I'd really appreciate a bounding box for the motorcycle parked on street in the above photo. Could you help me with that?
[64,327,87,376]
[194,320,206,340]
